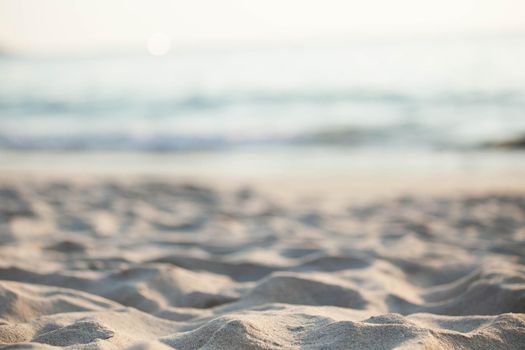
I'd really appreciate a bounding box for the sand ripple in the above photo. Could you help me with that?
[0,180,524,349]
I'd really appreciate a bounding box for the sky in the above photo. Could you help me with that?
[1,0,525,54]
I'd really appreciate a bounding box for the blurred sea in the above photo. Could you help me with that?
[1,36,525,153]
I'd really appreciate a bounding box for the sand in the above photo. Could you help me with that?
[0,176,524,349]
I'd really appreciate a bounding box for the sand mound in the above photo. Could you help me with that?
[0,179,524,349]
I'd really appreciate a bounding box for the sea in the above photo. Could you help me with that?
[1,36,525,175]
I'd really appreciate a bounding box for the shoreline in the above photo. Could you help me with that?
[1,149,525,202]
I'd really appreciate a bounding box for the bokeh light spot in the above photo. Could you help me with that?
[147,32,171,56]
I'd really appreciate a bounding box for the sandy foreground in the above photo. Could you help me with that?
[0,173,524,349]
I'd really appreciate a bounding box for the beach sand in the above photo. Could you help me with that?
[0,174,524,349]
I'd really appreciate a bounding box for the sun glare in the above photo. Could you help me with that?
[147,32,171,56]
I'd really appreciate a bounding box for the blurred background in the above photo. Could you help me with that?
[1,0,525,183]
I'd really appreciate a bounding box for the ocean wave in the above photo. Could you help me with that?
[0,124,499,152]
[1,89,523,117]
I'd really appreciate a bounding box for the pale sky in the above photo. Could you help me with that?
[1,0,524,54]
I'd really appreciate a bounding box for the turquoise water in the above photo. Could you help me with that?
[1,36,525,152]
